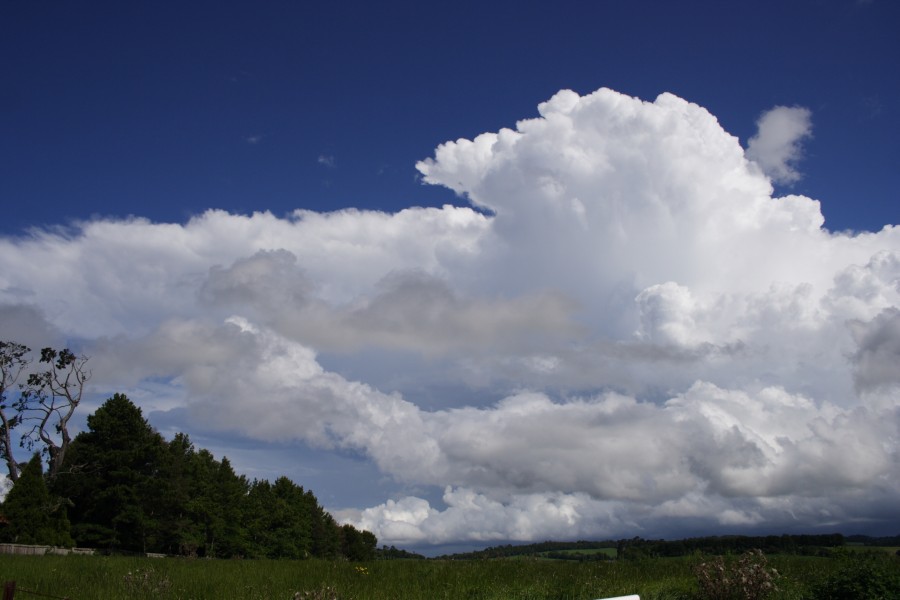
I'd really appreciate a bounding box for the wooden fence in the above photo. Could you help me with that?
[0,544,93,557]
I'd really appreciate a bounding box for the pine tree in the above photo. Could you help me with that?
[0,453,73,546]
[183,449,249,557]
[44,393,377,558]
[51,393,165,552]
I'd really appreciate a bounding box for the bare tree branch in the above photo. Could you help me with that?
[0,340,31,482]
[19,347,91,479]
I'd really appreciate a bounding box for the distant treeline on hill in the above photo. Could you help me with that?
[439,533,855,560]
[0,393,377,560]
[616,533,847,559]
[846,534,900,546]
[376,545,427,560]
[440,540,619,560]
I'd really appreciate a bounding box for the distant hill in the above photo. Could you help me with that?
[846,534,900,546]
[434,533,899,560]
[437,540,618,560]
[376,545,427,560]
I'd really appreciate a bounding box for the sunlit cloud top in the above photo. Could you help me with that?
[2,86,898,548]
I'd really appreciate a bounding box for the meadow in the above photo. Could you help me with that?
[2,552,897,600]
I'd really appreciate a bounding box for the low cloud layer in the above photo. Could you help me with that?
[1,88,897,548]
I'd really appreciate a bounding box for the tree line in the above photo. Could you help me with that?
[439,533,849,560]
[0,341,376,560]
[615,533,846,559]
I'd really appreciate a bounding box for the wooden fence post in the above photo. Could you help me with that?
[2,580,15,600]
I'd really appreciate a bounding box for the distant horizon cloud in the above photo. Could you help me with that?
[1,87,897,549]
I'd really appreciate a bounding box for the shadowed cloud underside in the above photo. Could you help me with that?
[1,88,898,548]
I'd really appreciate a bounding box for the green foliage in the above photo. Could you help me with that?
[846,534,900,547]
[122,565,172,596]
[13,553,884,600]
[0,453,73,546]
[439,535,846,562]
[243,477,316,559]
[810,554,900,600]
[0,554,694,599]
[294,586,351,600]
[46,392,375,560]
[376,545,427,560]
[619,534,845,559]
[4,542,898,600]
[539,548,615,561]
[51,393,165,552]
[441,539,620,560]
[342,524,377,561]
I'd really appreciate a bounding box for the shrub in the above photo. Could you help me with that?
[692,549,779,600]
[811,555,900,600]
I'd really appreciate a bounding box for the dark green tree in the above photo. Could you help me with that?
[239,476,357,560]
[43,393,377,559]
[243,477,312,559]
[154,432,204,556]
[341,524,377,561]
[184,450,249,557]
[242,478,276,558]
[271,476,314,558]
[211,456,250,556]
[812,555,900,600]
[310,497,343,559]
[51,393,165,552]
[0,453,73,546]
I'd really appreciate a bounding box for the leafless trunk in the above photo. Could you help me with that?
[20,348,90,479]
[0,341,30,482]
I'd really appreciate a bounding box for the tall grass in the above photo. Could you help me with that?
[0,554,690,600]
[1,553,896,600]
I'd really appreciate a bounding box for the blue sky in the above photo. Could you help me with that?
[3,0,897,234]
[2,1,899,553]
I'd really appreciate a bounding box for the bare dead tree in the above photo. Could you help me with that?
[0,340,31,482]
[18,347,91,479]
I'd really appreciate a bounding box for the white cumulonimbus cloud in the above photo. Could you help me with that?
[0,87,897,547]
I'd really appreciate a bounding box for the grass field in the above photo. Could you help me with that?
[0,552,897,600]
[535,548,618,559]
[844,545,900,556]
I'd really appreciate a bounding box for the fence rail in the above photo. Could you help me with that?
[0,545,93,557]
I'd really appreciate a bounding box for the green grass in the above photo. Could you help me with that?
[843,545,900,556]
[538,548,618,557]
[1,555,683,600]
[0,553,897,600]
